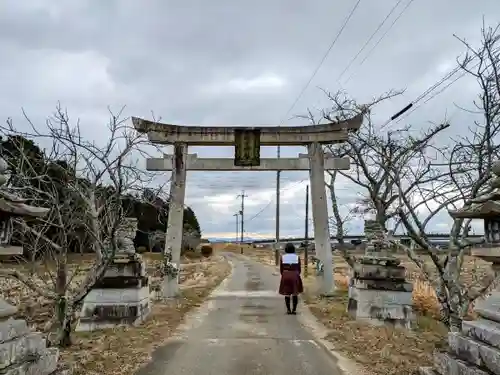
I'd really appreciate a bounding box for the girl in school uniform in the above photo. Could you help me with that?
[278,243,303,314]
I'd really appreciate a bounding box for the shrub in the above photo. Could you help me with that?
[200,245,213,257]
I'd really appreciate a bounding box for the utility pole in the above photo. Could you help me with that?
[237,190,247,254]
[304,184,310,277]
[275,145,281,265]
[233,213,239,245]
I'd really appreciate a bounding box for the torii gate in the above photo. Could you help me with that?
[133,115,362,297]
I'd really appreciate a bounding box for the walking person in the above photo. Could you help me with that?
[278,243,303,314]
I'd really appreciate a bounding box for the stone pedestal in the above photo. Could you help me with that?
[76,252,150,331]
[420,248,500,374]
[160,250,180,298]
[161,276,178,299]
[348,256,413,328]
[348,219,413,328]
[419,313,500,374]
[0,300,70,375]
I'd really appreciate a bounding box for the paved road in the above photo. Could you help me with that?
[137,253,345,375]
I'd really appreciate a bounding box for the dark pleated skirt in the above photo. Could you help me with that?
[278,270,304,295]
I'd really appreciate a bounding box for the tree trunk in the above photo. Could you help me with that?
[435,276,464,332]
[55,297,72,347]
[329,183,345,244]
[375,209,387,231]
[327,180,355,268]
[55,252,72,347]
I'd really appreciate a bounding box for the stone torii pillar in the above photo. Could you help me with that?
[132,114,363,298]
[163,143,187,297]
[308,142,335,295]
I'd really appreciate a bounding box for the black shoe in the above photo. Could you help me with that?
[286,310,293,315]
[291,311,297,315]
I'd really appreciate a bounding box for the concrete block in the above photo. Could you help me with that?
[0,301,18,319]
[103,265,139,278]
[1,347,59,375]
[81,286,149,304]
[0,333,45,370]
[348,299,412,321]
[348,282,413,329]
[76,297,150,332]
[349,286,413,306]
[433,351,490,375]
[448,331,500,374]
[462,319,500,350]
[350,278,413,292]
[474,291,500,324]
[0,320,29,344]
[359,255,401,266]
[353,263,406,280]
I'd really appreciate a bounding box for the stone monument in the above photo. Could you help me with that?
[347,218,413,329]
[420,161,500,375]
[0,157,70,375]
[76,217,151,331]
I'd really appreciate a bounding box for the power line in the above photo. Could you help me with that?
[246,200,274,223]
[337,0,405,83]
[393,56,483,124]
[394,65,472,123]
[279,0,362,123]
[376,54,478,126]
[412,65,462,105]
[246,178,307,223]
[271,1,361,261]
[344,0,416,84]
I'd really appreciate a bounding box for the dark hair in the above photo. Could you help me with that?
[284,243,296,254]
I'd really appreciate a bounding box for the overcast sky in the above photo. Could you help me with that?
[1,0,498,239]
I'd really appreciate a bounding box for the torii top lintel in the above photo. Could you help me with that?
[131,114,363,146]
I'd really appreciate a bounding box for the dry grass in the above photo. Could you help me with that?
[235,246,492,375]
[1,252,212,330]
[0,251,231,375]
[303,276,448,375]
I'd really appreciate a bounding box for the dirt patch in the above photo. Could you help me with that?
[1,253,212,331]
[240,303,271,310]
[238,313,269,324]
[244,280,262,291]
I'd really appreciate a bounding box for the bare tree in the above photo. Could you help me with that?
[383,22,500,331]
[0,105,156,346]
[320,90,450,231]
[326,170,356,268]
[299,90,449,273]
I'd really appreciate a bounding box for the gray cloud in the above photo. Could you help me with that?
[1,0,498,239]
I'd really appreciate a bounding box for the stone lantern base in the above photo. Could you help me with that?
[348,255,413,329]
[0,300,71,375]
[420,247,500,374]
[76,252,150,332]
[419,314,500,374]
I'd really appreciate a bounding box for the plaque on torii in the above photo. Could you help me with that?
[132,114,363,298]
